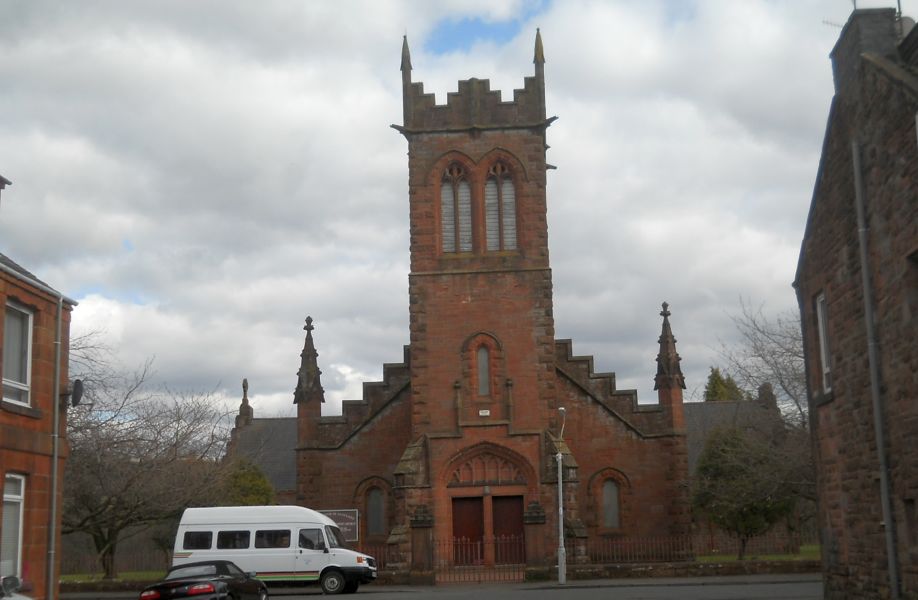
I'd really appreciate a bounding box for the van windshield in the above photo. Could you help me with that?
[325,525,346,549]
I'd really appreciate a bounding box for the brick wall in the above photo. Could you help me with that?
[1,265,72,600]
[796,9,918,599]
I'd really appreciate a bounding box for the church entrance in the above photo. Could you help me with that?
[444,494,525,579]
[451,497,484,565]
[492,495,524,564]
[437,444,532,582]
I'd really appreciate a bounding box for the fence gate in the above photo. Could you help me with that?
[434,536,526,583]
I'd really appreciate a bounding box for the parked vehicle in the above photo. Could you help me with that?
[173,505,376,594]
[0,576,31,600]
[138,560,268,600]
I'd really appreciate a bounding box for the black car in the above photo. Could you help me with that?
[139,560,268,600]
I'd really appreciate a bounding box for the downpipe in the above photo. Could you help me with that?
[851,140,900,600]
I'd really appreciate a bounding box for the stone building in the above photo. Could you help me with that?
[795,9,918,599]
[1,175,75,599]
[232,33,691,573]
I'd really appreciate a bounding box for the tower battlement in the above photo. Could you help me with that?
[396,30,548,134]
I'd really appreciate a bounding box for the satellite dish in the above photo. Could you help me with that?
[71,379,84,406]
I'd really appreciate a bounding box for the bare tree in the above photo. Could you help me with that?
[64,337,232,579]
[719,299,807,427]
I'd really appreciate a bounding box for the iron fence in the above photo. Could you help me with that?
[433,536,527,583]
[60,529,818,578]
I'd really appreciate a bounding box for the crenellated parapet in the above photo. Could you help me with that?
[394,30,550,135]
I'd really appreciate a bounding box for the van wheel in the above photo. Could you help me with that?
[320,570,346,595]
[343,580,359,594]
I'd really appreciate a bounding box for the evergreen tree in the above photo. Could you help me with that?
[221,459,274,506]
[703,366,747,402]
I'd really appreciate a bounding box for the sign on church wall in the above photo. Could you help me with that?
[320,509,359,542]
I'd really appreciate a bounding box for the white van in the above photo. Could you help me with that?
[173,505,377,595]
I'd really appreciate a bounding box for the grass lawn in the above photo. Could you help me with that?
[697,544,820,563]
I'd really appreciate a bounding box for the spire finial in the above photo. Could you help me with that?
[534,28,545,65]
[654,301,685,391]
[236,377,253,427]
[401,35,412,72]
[294,315,325,404]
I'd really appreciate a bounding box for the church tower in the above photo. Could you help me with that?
[395,31,557,435]
[392,30,563,554]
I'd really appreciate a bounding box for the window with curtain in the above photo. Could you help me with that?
[367,487,386,536]
[484,162,517,251]
[602,479,621,529]
[3,303,32,406]
[441,164,472,253]
[1,474,25,577]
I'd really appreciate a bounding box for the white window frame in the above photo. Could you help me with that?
[3,301,33,407]
[815,293,832,393]
[1,474,26,578]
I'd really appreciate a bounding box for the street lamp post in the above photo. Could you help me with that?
[557,406,566,585]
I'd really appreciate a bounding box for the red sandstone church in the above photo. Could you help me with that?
[230,32,691,575]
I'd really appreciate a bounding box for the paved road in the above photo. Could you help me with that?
[63,574,822,600]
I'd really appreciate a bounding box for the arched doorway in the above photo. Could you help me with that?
[441,443,535,570]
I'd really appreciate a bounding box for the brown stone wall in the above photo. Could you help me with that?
[555,350,690,541]
[1,269,72,600]
[296,385,412,548]
[797,10,918,598]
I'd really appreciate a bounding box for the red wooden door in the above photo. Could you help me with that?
[492,495,524,564]
[452,497,484,565]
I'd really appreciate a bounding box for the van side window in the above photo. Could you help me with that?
[298,528,325,551]
[217,530,251,549]
[255,529,291,548]
[183,531,212,550]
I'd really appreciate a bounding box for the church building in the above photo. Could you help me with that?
[231,32,691,575]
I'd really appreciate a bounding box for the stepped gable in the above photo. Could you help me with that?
[554,338,678,437]
[314,345,411,447]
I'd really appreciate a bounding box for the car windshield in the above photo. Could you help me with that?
[166,565,217,580]
[325,525,346,549]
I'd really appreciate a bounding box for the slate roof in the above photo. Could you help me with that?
[232,417,297,492]
[684,399,783,472]
[0,251,51,288]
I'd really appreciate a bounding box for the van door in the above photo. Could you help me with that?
[252,528,294,582]
[296,527,329,583]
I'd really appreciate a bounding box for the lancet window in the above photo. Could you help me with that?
[441,164,472,253]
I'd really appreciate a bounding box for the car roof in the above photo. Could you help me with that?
[168,559,237,570]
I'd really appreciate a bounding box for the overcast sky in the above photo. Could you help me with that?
[1,0,909,417]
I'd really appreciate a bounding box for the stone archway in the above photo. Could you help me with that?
[439,443,535,570]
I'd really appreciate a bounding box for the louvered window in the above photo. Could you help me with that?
[441,164,472,253]
[485,163,517,251]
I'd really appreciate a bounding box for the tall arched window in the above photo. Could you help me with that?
[441,164,472,253]
[602,480,621,529]
[484,162,516,251]
[367,487,386,536]
[477,346,490,396]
